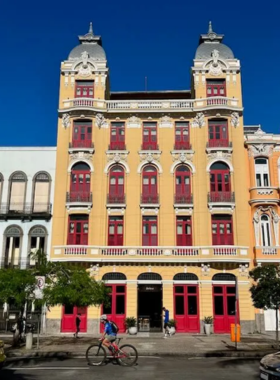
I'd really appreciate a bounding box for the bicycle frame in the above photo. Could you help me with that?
[100,338,127,359]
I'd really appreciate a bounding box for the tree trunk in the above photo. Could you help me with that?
[276,307,279,349]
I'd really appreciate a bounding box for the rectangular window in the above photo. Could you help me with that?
[206,80,226,97]
[208,120,228,147]
[72,121,92,148]
[176,216,192,246]
[255,158,270,187]
[142,216,158,246]
[211,215,233,245]
[142,122,158,150]
[110,122,125,150]
[75,81,94,98]
[175,296,185,315]
[67,215,89,245]
[174,122,190,150]
[108,217,124,246]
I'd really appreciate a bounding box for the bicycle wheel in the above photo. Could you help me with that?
[86,344,106,366]
[117,344,138,366]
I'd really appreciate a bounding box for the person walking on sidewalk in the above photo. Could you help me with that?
[74,313,81,338]
[162,307,170,338]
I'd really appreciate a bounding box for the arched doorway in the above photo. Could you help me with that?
[212,273,238,333]
[137,272,162,332]
[102,273,126,333]
[173,273,200,332]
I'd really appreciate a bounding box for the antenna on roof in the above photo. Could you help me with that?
[208,21,213,33]
[89,22,93,34]
[145,76,148,92]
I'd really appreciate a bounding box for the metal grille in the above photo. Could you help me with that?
[137,272,162,281]
[212,273,236,281]
[5,226,22,236]
[30,226,47,237]
[102,272,127,280]
[35,172,50,182]
[11,172,26,182]
[173,273,198,281]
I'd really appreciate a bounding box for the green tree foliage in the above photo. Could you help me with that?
[249,264,280,346]
[0,269,36,309]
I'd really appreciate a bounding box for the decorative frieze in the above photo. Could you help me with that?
[159,116,173,128]
[207,151,232,162]
[127,116,141,128]
[230,112,239,128]
[191,112,205,128]
[95,113,108,129]
[62,113,71,128]
[139,151,161,162]
[248,144,274,158]
[106,151,128,163]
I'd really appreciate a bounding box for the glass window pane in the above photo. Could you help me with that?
[117,225,123,234]
[103,295,112,314]
[175,296,184,315]
[64,305,74,315]
[175,286,184,294]
[188,286,197,294]
[227,297,235,315]
[213,286,223,294]
[188,296,197,315]
[116,286,125,293]
[151,225,157,234]
[110,177,116,185]
[214,296,224,315]
[83,223,88,234]
[143,178,149,185]
[109,225,114,234]
[177,225,183,234]
[116,295,125,314]
[119,177,124,185]
[227,287,235,294]
[264,174,269,187]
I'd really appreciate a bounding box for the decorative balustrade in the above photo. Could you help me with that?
[174,142,192,150]
[69,141,94,149]
[141,143,159,151]
[108,142,126,150]
[141,194,160,204]
[54,245,248,261]
[208,192,235,203]
[61,97,240,112]
[261,247,278,255]
[206,140,232,148]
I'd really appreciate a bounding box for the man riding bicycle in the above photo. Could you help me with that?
[99,314,118,353]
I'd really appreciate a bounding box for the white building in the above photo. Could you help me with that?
[0,147,56,268]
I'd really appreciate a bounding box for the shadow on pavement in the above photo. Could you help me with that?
[0,368,36,380]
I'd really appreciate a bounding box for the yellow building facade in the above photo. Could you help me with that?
[47,22,271,334]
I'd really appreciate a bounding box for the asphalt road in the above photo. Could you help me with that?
[1,357,260,380]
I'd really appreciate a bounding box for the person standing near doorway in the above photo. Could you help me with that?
[162,307,170,338]
[74,313,81,338]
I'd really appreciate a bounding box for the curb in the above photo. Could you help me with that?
[5,350,276,360]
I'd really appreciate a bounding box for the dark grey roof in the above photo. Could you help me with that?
[69,42,106,60]
[195,22,234,60]
[195,42,234,60]
[68,23,106,61]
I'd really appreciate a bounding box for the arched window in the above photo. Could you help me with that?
[175,165,191,203]
[102,272,127,281]
[142,165,158,203]
[173,273,198,281]
[29,226,48,266]
[33,172,51,212]
[4,225,22,268]
[138,272,162,281]
[261,214,272,247]
[108,165,125,203]
[70,162,91,202]
[255,158,270,187]
[9,172,27,212]
[209,162,231,202]
[212,273,236,282]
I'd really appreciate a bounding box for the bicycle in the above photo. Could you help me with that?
[86,337,138,367]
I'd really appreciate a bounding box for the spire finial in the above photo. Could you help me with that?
[208,21,213,34]
[89,22,93,34]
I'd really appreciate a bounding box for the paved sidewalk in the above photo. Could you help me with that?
[1,332,279,359]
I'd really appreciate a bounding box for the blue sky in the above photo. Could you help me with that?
[0,0,279,146]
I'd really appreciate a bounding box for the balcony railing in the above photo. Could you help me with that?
[61,97,240,113]
[53,245,249,261]
[141,143,159,151]
[174,142,192,150]
[174,194,193,204]
[107,194,126,204]
[206,140,232,148]
[141,194,159,204]
[255,246,280,263]
[108,142,126,150]
[0,203,52,218]
[69,141,94,149]
[208,192,235,203]
[66,192,92,203]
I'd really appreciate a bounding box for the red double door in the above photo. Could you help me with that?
[213,284,238,333]
[61,305,87,333]
[174,285,200,333]
[102,285,126,333]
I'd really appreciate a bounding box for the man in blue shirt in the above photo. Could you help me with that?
[162,307,170,338]
[99,314,117,352]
